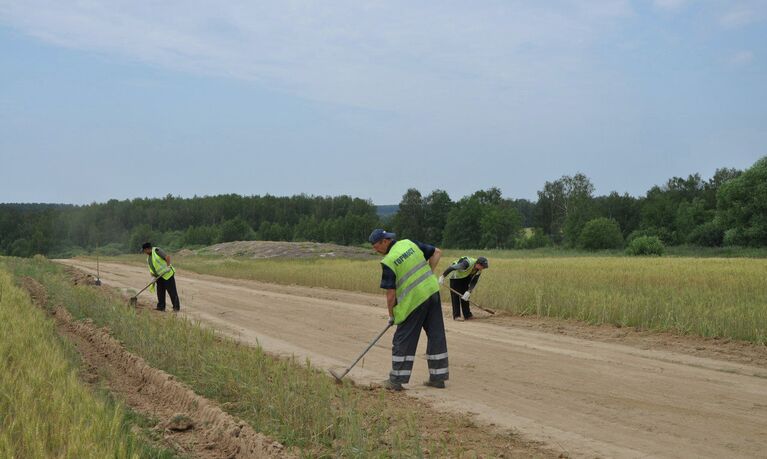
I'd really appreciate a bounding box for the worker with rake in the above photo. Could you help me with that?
[142,242,181,312]
[439,256,489,321]
[369,229,449,391]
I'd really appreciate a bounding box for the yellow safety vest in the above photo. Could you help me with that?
[148,247,175,280]
[381,240,439,324]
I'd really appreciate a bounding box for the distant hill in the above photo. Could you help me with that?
[376,205,399,218]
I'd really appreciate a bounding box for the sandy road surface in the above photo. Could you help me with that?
[60,260,767,458]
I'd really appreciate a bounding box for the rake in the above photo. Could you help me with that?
[329,322,392,382]
[444,284,496,315]
[129,275,161,307]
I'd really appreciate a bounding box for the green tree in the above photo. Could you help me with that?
[220,217,254,242]
[717,156,767,246]
[578,218,624,250]
[479,205,522,249]
[129,224,156,252]
[593,192,642,238]
[536,173,595,244]
[422,190,453,244]
[391,189,425,240]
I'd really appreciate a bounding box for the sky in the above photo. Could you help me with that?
[0,0,765,205]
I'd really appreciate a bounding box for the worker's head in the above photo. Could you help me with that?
[141,242,152,255]
[368,229,396,254]
[474,256,489,271]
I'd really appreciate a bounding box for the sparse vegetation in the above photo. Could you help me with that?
[0,268,174,459]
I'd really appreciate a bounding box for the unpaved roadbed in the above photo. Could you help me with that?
[61,259,767,459]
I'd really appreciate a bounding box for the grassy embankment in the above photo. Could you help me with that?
[2,256,486,458]
[0,266,175,459]
[149,251,767,344]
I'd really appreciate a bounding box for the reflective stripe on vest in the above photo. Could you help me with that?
[148,247,174,280]
[449,256,477,280]
[381,240,439,325]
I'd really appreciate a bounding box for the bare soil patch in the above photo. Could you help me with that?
[193,240,376,259]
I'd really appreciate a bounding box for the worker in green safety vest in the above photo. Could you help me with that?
[369,228,448,391]
[141,242,181,312]
[438,256,489,320]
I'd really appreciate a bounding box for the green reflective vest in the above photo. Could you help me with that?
[381,240,439,325]
[448,257,477,280]
[148,247,175,280]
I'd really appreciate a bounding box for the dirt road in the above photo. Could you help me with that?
[60,260,767,458]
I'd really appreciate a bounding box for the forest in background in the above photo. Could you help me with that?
[1,156,764,257]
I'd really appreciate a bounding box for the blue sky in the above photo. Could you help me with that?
[0,0,765,205]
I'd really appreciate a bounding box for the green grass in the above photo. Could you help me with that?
[2,256,454,458]
[142,252,767,344]
[0,266,176,459]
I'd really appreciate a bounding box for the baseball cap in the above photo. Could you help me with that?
[368,229,396,244]
[476,256,489,268]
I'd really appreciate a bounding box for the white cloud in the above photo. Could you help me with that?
[720,5,760,28]
[730,50,754,65]
[0,1,631,114]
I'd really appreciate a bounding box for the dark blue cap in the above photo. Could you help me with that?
[368,228,396,244]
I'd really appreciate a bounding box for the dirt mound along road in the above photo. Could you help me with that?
[60,259,767,459]
[194,240,376,259]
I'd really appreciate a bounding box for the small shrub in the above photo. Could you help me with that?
[517,228,551,249]
[625,236,664,256]
[578,218,624,250]
[627,227,673,245]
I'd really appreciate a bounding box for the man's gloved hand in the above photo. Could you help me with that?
[438,275,445,285]
[387,316,395,326]
[461,291,471,301]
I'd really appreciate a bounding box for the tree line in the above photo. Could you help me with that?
[388,156,767,250]
[1,156,764,257]
[0,194,379,257]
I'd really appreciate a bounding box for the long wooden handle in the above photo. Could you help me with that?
[444,284,496,315]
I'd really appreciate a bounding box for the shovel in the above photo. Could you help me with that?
[444,285,495,315]
[129,275,161,306]
[329,322,392,382]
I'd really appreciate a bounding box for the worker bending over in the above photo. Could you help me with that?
[439,256,488,320]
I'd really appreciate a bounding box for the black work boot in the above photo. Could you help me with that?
[423,380,446,389]
[382,379,404,391]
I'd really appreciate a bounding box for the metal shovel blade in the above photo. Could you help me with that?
[129,296,138,307]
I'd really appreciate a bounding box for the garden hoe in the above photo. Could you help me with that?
[444,285,495,315]
[129,275,161,307]
[329,322,392,383]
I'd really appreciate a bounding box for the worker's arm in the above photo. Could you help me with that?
[441,257,469,277]
[429,247,442,273]
[386,289,396,318]
[467,273,481,291]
